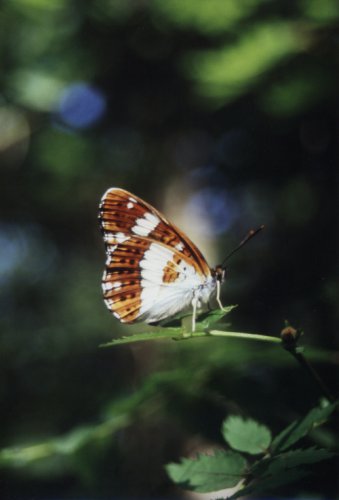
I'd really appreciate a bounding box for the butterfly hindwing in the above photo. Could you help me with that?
[102,237,204,323]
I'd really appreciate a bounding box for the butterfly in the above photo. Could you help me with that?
[98,188,262,332]
[98,187,225,331]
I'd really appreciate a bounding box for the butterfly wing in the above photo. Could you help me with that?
[99,188,211,276]
[99,188,213,324]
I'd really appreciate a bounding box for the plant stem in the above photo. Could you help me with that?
[209,329,337,403]
[289,350,337,403]
[208,330,281,344]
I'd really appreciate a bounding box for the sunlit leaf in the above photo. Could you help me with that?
[185,22,302,105]
[151,0,267,35]
[0,415,129,470]
[222,416,271,455]
[9,70,65,111]
[166,449,247,493]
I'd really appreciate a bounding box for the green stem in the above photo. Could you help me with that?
[208,330,281,344]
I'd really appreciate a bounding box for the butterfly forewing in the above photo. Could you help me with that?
[99,188,213,324]
[100,188,210,275]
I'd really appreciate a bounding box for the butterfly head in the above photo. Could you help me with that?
[212,265,226,283]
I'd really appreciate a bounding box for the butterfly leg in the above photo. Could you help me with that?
[191,296,198,332]
[216,280,225,311]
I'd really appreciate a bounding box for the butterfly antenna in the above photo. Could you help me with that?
[221,225,265,268]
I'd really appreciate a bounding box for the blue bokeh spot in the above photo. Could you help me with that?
[58,83,106,129]
[185,188,238,236]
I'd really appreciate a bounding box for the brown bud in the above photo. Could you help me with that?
[281,325,298,342]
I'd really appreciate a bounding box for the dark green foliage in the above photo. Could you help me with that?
[230,468,309,499]
[271,400,338,452]
[256,447,336,475]
[1,0,338,497]
[167,401,337,497]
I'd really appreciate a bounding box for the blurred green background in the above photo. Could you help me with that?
[0,0,338,498]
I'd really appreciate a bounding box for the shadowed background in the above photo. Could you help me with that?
[0,0,338,498]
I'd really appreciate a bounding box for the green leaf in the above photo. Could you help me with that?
[151,0,266,35]
[253,447,336,477]
[166,449,247,493]
[196,305,237,330]
[185,22,302,106]
[0,414,129,469]
[271,400,338,452]
[100,306,237,347]
[234,446,336,498]
[222,416,272,455]
[230,468,309,499]
[158,311,194,328]
[99,328,183,347]
[159,305,237,330]
[267,447,335,474]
